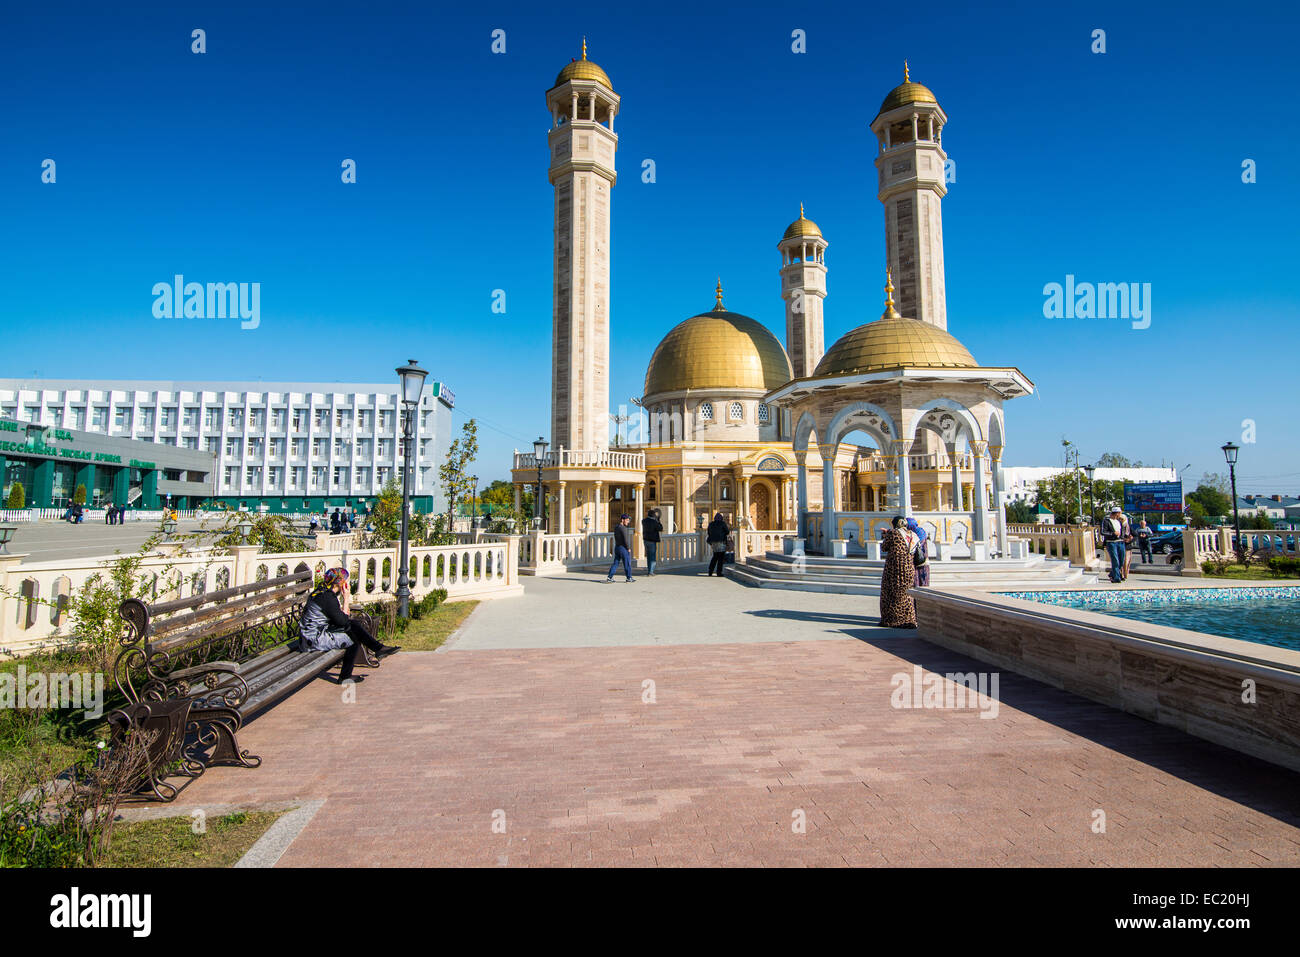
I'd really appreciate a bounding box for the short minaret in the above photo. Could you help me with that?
[778,204,828,378]
[546,40,620,451]
[870,62,949,330]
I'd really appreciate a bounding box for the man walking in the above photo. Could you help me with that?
[605,513,636,583]
[641,508,663,575]
[105,501,115,525]
[1134,518,1154,566]
[1099,506,1130,584]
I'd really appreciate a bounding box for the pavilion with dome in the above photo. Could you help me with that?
[511,48,1035,561]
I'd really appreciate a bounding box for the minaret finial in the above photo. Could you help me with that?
[903,60,910,82]
[714,277,724,311]
[582,36,587,60]
[882,268,901,319]
[799,201,805,218]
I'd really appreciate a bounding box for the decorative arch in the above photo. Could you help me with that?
[792,411,818,453]
[824,401,898,451]
[987,407,1006,449]
[905,398,983,447]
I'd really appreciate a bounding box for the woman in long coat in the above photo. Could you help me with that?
[879,517,919,628]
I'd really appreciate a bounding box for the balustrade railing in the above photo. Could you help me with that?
[512,448,646,471]
[854,453,975,473]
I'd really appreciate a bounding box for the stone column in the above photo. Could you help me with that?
[971,441,990,546]
[795,451,809,538]
[513,483,522,513]
[741,476,751,529]
[818,443,838,545]
[593,480,603,534]
[990,445,1006,556]
[557,481,567,535]
[891,440,913,516]
[634,482,644,560]
[950,449,964,511]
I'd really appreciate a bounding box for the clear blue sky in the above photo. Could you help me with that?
[2,1,1297,494]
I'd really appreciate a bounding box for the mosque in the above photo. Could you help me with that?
[511,46,1034,559]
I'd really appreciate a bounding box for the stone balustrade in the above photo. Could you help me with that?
[517,529,705,575]
[854,452,973,473]
[1005,523,1097,568]
[1,508,199,523]
[0,537,524,659]
[512,448,646,471]
[737,529,795,559]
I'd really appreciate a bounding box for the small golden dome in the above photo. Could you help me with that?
[783,202,822,240]
[644,287,793,396]
[555,38,613,88]
[876,62,939,116]
[812,269,975,377]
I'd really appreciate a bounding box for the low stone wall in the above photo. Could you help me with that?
[913,588,1300,774]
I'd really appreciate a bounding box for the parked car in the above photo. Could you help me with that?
[1165,547,1184,571]
[1149,529,1182,554]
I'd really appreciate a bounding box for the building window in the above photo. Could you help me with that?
[378,410,393,432]
[334,439,350,458]
[335,409,352,429]
[114,408,131,430]
[270,438,284,458]
[246,467,262,488]
[246,439,262,458]
[225,438,239,458]
[357,410,372,431]
[699,402,713,420]
[314,409,329,429]
[312,438,328,458]
[729,402,743,421]
[758,404,770,423]
[332,466,350,488]
[293,438,307,458]
[223,466,238,489]
[144,408,159,429]
[312,467,328,491]
[204,408,218,429]
[182,436,198,449]
[648,480,657,500]
[183,407,199,429]
[228,408,244,428]
[720,479,732,501]
[292,410,306,433]
[270,408,284,430]
[92,407,108,428]
[269,466,282,488]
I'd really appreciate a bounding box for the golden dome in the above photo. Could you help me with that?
[555,39,613,88]
[876,62,939,116]
[644,281,793,396]
[812,270,976,377]
[783,203,822,240]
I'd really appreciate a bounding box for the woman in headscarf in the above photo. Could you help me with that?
[905,517,931,588]
[298,568,400,683]
[706,512,731,577]
[879,516,919,628]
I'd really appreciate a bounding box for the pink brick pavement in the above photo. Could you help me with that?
[163,633,1300,867]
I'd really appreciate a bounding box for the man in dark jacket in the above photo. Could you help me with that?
[706,512,730,577]
[641,509,663,575]
[606,514,636,583]
[298,568,400,683]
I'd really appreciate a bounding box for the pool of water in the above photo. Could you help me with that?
[997,586,1300,652]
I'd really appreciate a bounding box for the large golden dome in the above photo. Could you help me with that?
[555,40,613,88]
[783,204,822,240]
[812,273,975,377]
[875,63,939,117]
[644,283,793,396]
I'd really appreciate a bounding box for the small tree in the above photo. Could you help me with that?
[439,419,479,530]
[73,484,87,506]
[5,482,24,509]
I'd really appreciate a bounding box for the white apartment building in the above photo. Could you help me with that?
[0,379,456,514]
[999,466,1179,506]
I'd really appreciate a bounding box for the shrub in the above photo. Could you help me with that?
[73,484,87,506]
[4,482,23,509]
[410,588,448,620]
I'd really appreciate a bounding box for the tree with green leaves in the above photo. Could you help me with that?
[1186,484,1231,519]
[5,482,23,509]
[1005,499,1035,524]
[73,484,87,506]
[439,419,479,530]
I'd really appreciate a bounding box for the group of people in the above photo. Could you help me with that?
[1097,508,1155,583]
[103,501,127,524]
[308,506,367,535]
[878,516,931,629]
[604,508,734,582]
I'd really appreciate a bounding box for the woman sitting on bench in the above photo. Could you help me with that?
[298,567,400,683]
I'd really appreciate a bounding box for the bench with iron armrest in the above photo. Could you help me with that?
[108,567,379,801]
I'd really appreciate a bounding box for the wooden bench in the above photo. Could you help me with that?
[108,567,378,801]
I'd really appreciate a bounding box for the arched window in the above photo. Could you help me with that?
[720,479,732,501]
[648,479,657,500]
[729,402,743,421]
[699,402,713,420]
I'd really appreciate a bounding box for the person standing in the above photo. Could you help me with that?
[641,508,663,576]
[1099,506,1130,584]
[117,503,126,525]
[905,517,931,587]
[605,513,636,583]
[1134,518,1154,567]
[880,516,919,628]
[105,501,115,525]
[706,512,730,577]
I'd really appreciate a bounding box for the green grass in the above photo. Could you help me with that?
[1202,564,1300,580]
[102,810,286,867]
[393,600,478,651]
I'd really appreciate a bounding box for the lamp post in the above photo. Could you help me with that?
[396,359,428,619]
[235,517,253,545]
[1083,464,1096,526]
[1222,441,1242,560]
[533,436,547,531]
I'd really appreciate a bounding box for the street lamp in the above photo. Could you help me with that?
[396,359,428,619]
[235,517,253,545]
[1083,464,1096,526]
[533,436,547,531]
[1222,441,1242,560]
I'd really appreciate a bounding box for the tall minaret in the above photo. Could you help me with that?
[778,205,828,378]
[545,40,619,451]
[869,62,949,330]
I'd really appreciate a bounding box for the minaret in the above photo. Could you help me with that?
[869,62,949,330]
[778,204,828,378]
[546,40,620,451]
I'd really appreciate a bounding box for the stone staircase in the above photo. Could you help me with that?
[727,551,1098,595]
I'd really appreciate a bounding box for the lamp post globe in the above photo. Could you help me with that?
[395,359,428,619]
[1222,442,1242,559]
[533,436,548,531]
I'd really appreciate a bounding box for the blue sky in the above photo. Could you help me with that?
[2,1,1297,494]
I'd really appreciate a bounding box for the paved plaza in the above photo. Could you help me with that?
[6,518,212,563]
[163,570,1300,867]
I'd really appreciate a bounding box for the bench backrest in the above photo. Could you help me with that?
[115,567,314,701]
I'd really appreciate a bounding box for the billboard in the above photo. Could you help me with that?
[1124,481,1183,513]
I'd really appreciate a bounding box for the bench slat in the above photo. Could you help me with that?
[148,581,311,642]
[241,651,343,716]
[146,570,310,619]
